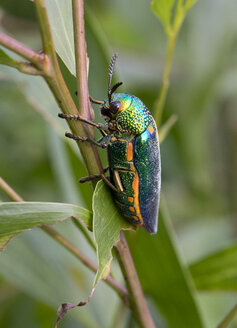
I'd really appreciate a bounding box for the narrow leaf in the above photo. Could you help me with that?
[128,199,204,328]
[92,181,134,286]
[151,0,175,33]
[189,243,237,291]
[45,0,75,75]
[0,202,92,251]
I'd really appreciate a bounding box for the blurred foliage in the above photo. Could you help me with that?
[0,0,237,327]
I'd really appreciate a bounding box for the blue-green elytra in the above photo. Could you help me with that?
[59,54,161,234]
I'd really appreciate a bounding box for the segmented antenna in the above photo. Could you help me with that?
[110,82,123,95]
[108,53,118,103]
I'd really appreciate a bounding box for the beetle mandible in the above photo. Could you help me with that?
[59,54,161,234]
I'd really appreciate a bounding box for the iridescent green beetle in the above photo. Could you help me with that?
[59,54,161,234]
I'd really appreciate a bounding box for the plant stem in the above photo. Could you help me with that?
[34,0,55,56]
[72,0,103,186]
[154,32,176,126]
[116,232,156,328]
[0,176,129,305]
[154,1,185,126]
[0,32,44,66]
[72,217,96,251]
[217,304,237,328]
[0,177,23,202]
[159,114,178,144]
[72,0,90,119]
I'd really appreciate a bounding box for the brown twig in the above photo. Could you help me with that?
[72,0,104,184]
[72,0,90,119]
[0,32,44,66]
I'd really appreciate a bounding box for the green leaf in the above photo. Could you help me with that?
[92,181,134,286]
[151,0,175,33]
[128,199,204,328]
[0,202,92,251]
[45,0,75,75]
[189,243,237,291]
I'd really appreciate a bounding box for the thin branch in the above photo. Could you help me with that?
[0,32,44,66]
[34,0,55,56]
[217,304,237,328]
[16,62,42,75]
[0,177,129,305]
[116,232,156,328]
[153,32,176,126]
[0,60,42,75]
[72,0,104,183]
[159,114,178,144]
[72,0,90,119]
[0,177,23,202]
[72,217,96,251]
[153,1,185,126]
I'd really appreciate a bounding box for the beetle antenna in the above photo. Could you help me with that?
[110,82,123,95]
[108,53,118,104]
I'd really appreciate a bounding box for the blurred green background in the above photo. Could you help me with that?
[0,0,237,327]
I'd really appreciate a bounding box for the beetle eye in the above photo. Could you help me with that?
[110,101,120,114]
[101,106,111,118]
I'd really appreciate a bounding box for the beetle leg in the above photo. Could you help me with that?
[79,168,121,193]
[65,132,110,149]
[58,113,108,131]
[114,170,124,192]
[101,175,119,192]
[89,96,104,105]
[79,167,109,183]
[80,170,118,192]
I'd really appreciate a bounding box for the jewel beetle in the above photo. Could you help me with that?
[59,54,161,234]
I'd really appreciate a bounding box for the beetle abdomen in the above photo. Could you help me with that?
[108,140,144,226]
[133,119,161,233]
[108,119,160,233]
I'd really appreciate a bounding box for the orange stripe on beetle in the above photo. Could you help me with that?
[126,142,133,161]
[132,216,139,221]
[131,173,144,225]
[148,125,154,134]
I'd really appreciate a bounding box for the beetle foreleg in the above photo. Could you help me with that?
[65,132,109,148]
[58,113,108,131]
[89,96,104,105]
